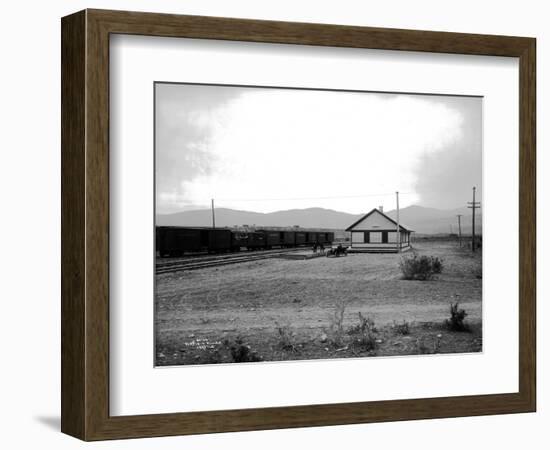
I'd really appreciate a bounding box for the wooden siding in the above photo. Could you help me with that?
[349,209,396,231]
[351,231,364,243]
[370,231,382,243]
[351,230,410,247]
[351,242,411,248]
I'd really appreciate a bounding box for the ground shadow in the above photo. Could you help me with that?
[34,415,60,431]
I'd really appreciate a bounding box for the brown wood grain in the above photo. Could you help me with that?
[518,38,536,409]
[61,10,86,438]
[61,9,536,441]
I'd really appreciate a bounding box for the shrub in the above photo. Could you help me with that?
[431,257,443,274]
[275,324,297,352]
[399,254,443,280]
[445,302,469,332]
[393,320,410,335]
[350,312,377,352]
[229,337,262,362]
[348,312,376,335]
[328,301,346,347]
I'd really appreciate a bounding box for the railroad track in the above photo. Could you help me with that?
[156,247,303,268]
[156,248,294,267]
[156,248,304,274]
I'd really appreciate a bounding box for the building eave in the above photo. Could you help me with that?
[345,208,413,232]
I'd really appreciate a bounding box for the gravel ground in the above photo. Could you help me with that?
[155,241,482,365]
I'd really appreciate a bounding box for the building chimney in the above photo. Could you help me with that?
[379,205,384,213]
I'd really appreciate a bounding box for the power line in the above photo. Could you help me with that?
[456,214,463,247]
[396,191,401,253]
[211,198,216,229]
[467,186,481,252]
[214,191,414,203]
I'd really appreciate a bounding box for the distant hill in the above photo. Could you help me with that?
[156,205,482,235]
[156,207,358,229]
[386,205,482,235]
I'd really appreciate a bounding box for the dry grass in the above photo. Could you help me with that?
[155,241,482,365]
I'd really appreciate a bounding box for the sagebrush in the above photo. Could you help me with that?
[275,324,297,352]
[445,302,469,332]
[393,320,410,335]
[328,301,346,347]
[349,312,377,352]
[229,337,262,362]
[399,253,443,280]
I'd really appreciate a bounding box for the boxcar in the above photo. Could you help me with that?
[247,231,266,250]
[156,226,203,256]
[295,231,306,246]
[260,230,284,248]
[231,231,266,250]
[306,231,317,245]
[318,232,334,245]
[283,231,296,247]
[208,229,232,252]
[231,232,249,251]
[156,226,231,256]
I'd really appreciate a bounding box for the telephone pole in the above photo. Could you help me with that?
[396,191,400,253]
[457,214,463,247]
[467,187,481,252]
[211,198,216,229]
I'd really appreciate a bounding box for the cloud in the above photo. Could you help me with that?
[156,85,480,214]
[155,83,242,210]
[413,97,482,209]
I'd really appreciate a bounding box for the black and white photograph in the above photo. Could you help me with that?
[154,82,483,366]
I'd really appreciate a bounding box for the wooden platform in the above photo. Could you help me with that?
[347,246,412,254]
[277,251,326,260]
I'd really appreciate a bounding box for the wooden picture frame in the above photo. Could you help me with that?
[61,9,536,441]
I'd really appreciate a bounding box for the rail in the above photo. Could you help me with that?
[156,248,305,274]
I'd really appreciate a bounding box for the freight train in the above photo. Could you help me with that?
[156,226,335,257]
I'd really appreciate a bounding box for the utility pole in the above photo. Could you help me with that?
[467,187,481,252]
[211,198,216,229]
[396,191,400,253]
[457,214,463,247]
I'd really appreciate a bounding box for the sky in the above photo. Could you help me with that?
[155,83,482,215]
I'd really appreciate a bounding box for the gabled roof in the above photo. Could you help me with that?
[345,208,414,232]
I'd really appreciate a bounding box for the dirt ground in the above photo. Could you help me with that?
[155,241,482,366]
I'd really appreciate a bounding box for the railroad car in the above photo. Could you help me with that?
[206,229,232,253]
[156,226,335,256]
[247,231,266,249]
[231,232,249,251]
[295,231,307,246]
[231,231,266,250]
[260,230,285,248]
[305,231,317,245]
[156,227,231,256]
[283,231,296,247]
[318,232,334,245]
[317,232,327,245]
[156,226,202,256]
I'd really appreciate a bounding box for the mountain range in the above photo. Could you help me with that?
[157,205,482,235]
